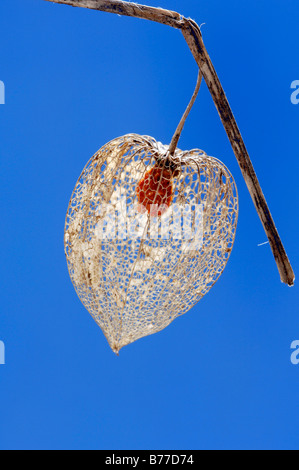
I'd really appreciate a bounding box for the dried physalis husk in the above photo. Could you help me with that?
[64,134,238,353]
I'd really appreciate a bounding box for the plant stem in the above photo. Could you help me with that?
[42,0,295,286]
[168,70,202,156]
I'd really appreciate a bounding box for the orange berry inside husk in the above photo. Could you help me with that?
[136,165,174,216]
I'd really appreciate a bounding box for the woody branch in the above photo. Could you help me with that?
[43,0,295,286]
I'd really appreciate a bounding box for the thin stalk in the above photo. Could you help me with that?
[168,70,202,155]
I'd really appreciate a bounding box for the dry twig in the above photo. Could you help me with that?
[43,0,295,286]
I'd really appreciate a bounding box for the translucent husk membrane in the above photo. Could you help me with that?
[64,134,238,353]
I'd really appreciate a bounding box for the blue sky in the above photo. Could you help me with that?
[0,0,298,450]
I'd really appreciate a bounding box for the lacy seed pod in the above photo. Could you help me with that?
[64,134,238,353]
